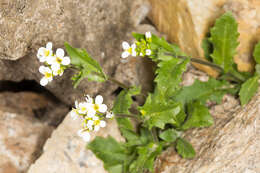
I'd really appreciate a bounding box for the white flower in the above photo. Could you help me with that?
[146,49,152,56]
[94,119,106,132]
[106,111,114,119]
[93,95,108,113]
[78,102,92,114]
[77,129,91,142]
[37,42,53,63]
[53,68,64,76]
[121,42,137,58]
[145,31,152,39]
[86,120,94,131]
[39,66,53,86]
[50,48,70,71]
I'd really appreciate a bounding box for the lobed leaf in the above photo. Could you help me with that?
[253,42,260,64]
[182,101,214,130]
[174,78,235,105]
[64,43,106,87]
[159,129,180,143]
[88,136,128,172]
[209,12,239,73]
[239,75,259,106]
[176,138,196,159]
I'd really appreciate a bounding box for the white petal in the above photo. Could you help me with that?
[132,50,137,57]
[77,129,83,136]
[106,112,114,119]
[87,109,96,118]
[92,116,99,121]
[62,56,70,65]
[45,67,52,73]
[146,49,152,56]
[40,77,48,86]
[87,120,94,126]
[46,56,55,65]
[145,32,151,39]
[75,100,79,108]
[100,120,106,127]
[80,131,91,142]
[131,43,136,49]
[39,56,47,62]
[85,95,93,103]
[56,48,65,58]
[95,95,103,104]
[99,104,107,113]
[122,41,130,50]
[121,51,130,58]
[39,66,46,74]
[46,42,53,50]
[51,63,60,71]
[94,125,100,132]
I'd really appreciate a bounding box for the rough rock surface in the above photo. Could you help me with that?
[0,0,151,105]
[28,112,123,173]
[0,91,69,173]
[155,87,260,173]
[148,0,260,75]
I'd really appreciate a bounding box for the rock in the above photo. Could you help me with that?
[0,91,69,173]
[0,0,152,105]
[0,92,69,126]
[28,112,123,173]
[148,0,260,75]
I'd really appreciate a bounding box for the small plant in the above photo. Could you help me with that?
[36,12,260,173]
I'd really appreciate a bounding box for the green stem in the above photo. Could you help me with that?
[165,53,246,83]
[108,76,131,90]
[151,127,159,143]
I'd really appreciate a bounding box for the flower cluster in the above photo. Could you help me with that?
[70,95,114,142]
[121,31,152,59]
[37,42,71,86]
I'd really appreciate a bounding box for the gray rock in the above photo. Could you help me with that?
[0,0,152,105]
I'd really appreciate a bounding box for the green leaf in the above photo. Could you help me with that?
[129,142,163,173]
[140,94,182,129]
[112,87,141,141]
[176,138,196,159]
[209,12,239,73]
[182,101,214,130]
[239,75,259,106]
[155,58,189,98]
[159,129,180,142]
[88,136,128,172]
[253,42,260,64]
[64,43,107,87]
[174,78,235,105]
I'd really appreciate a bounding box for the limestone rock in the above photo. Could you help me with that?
[28,112,124,173]
[0,0,151,105]
[0,91,69,173]
[148,0,260,75]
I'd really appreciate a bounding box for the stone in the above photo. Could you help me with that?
[0,0,152,105]
[0,91,69,173]
[148,0,260,75]
[28,112,123,173]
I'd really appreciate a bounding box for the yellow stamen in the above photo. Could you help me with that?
[56,57,62,64]
[44,50,50,57]
[45,72,52,78]
[93,104,99,111]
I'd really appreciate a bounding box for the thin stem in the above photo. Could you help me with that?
[116,113,142,121]
[151,127,159,143]
[165,53,246,83]
[108,76,131,90]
